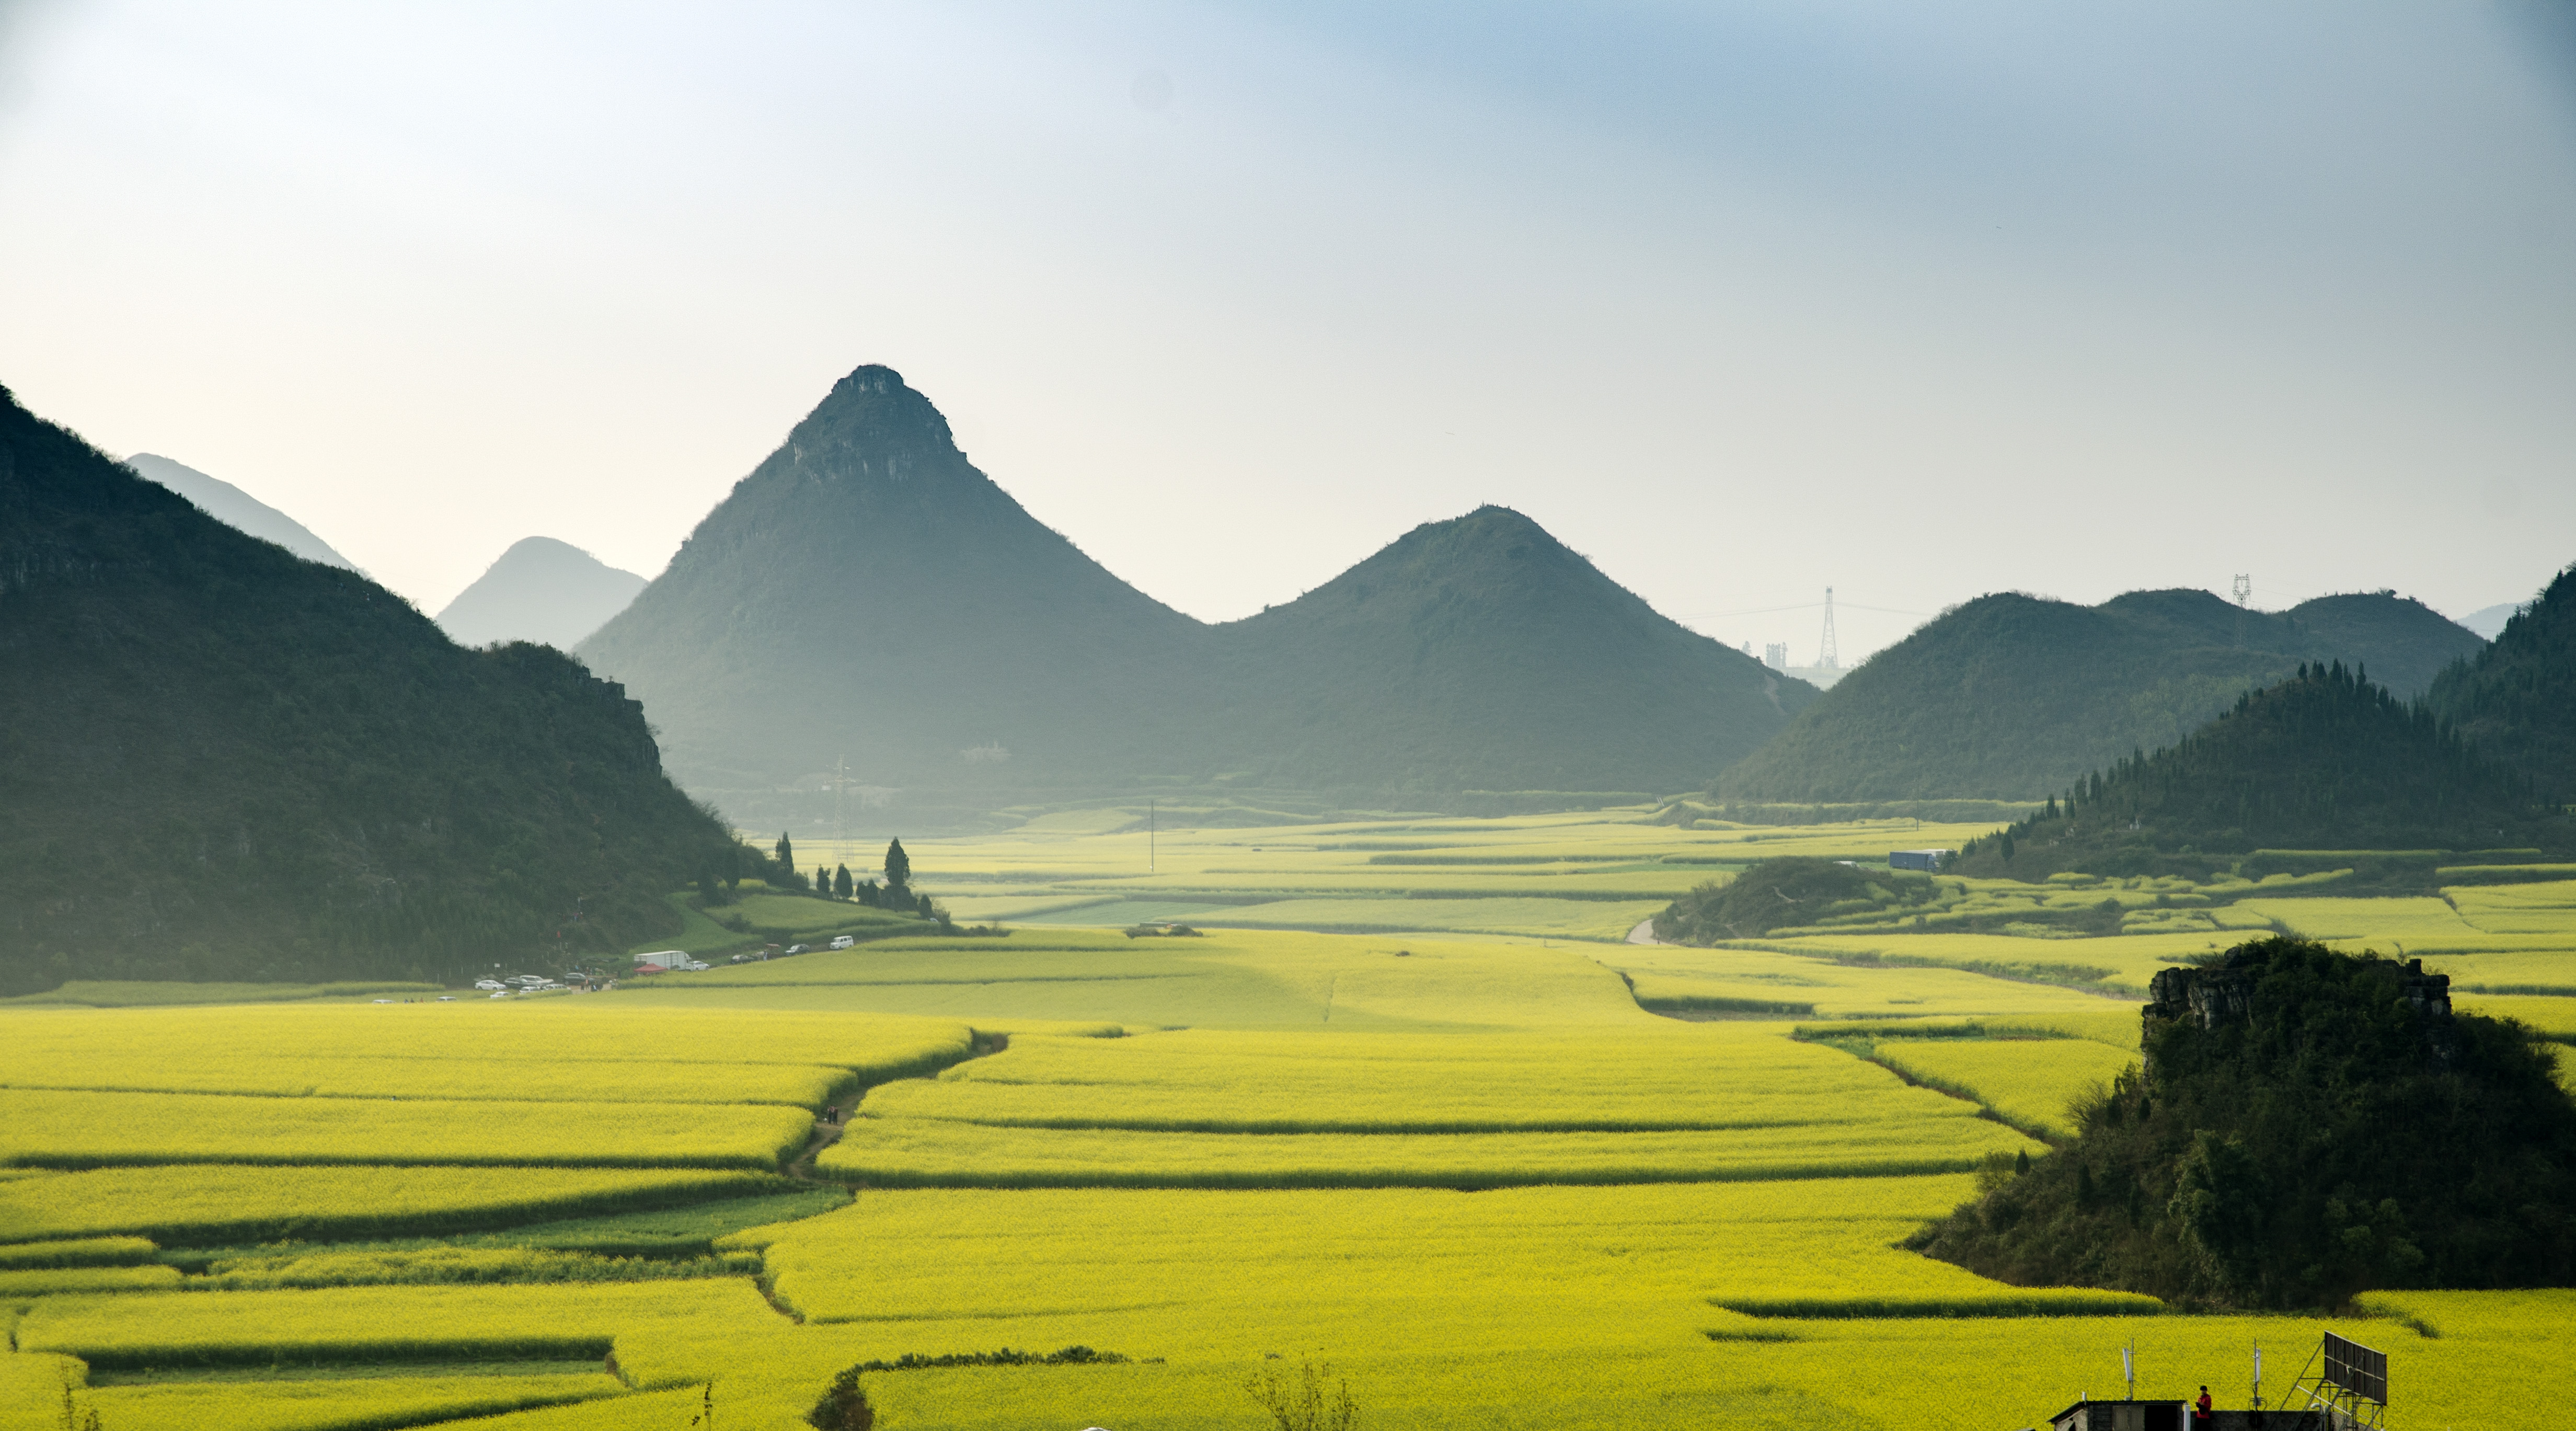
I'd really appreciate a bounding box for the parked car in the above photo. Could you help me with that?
[436,995,458,1002]
[473,979,506,991]
[829,936,856,950]
[781,944,807,956]
[371,999,394,1004]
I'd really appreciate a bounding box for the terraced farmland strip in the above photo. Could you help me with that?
[1869,1038,2138,1140]
[0,1166,781,1244]
[82,1373,629,1431]
[0,1089,811,1170]
[818,1114,2037,1188]
[0,1005,974,1077]
[871,1028,1976,1132]
[19,1279,778,1367]
[0,1054,852,1108]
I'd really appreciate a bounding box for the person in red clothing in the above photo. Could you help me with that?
[2195,1386,2214,1425]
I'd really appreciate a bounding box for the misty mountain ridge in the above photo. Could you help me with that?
[437,536,648,649]
[579,364,1811,825]
[1714,585,2485,803]
[1211,504,1812,791]
[122,452,360,571]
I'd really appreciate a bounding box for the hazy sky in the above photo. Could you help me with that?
[3,2,2570,662]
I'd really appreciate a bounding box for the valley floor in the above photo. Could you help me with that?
[5,809,2572,1430]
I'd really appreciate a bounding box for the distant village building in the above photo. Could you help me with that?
[1889,849,1953,872]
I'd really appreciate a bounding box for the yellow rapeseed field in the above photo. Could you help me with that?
[1870,1037,2137,1140]
[822,1113,2036,1188]
[6,812,2573,1431]
[0,1052,852,1108]
[874,1027,1976,1131]
[0,1088,812,1170]
[80,1372,629,1431]
[0,1003,974,1078]
[0,1166,775,1243]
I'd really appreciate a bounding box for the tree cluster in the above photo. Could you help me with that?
[1912,936,2576,1309]
[1945,661,2564,882]
[1651,856,1938,943]
[2425,561,2575,803]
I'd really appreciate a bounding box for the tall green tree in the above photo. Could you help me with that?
[884,837,912,890]
[834,864,854,899]
[774,832,795,878]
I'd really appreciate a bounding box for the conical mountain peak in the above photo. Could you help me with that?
[582,369,1815,821]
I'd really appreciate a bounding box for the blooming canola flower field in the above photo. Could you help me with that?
[4,810,2572,1430]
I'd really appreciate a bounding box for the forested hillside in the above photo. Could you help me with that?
[580,365,1810,826]
[1915,937,2576,1309]
[1943,662,2562,881]
[1715,587,2483,802]
[2426,563,2574,800]
[0,384,733,994]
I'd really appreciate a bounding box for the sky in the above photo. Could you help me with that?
[2,1,2571,664]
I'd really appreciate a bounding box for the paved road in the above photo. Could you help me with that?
[1626,918,1661,945]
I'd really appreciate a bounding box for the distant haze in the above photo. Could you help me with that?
[3,3,2571,662]
[121,452,357,572]
[436,536,646,650]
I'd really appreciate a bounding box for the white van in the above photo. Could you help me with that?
[829,936,856,950]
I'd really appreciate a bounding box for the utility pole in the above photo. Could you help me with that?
[1816,587,1839,671]
[2232,574,2252,649]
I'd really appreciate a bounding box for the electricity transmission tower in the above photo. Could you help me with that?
[1816,587,1838,671]
[2233,574,2252,648]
